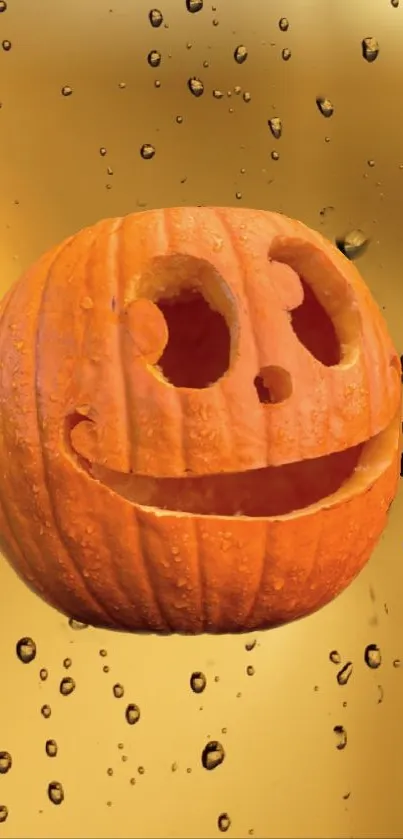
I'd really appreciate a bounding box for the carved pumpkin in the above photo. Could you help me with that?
[0,207,400,634]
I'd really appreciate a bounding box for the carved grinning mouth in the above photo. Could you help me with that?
[66,412,399,519]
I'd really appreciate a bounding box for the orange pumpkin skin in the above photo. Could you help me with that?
[0,207,400,634]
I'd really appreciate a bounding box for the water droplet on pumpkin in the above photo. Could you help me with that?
[41,704,52,719]
[362,37,379,62]
[246,665,255,676]
[0,752,12,774]
[337,662,353,686]
[0,806,8,823]
[45,740,58,758]
[316,96,334,117]
[149,8,163,26]
[334,725,347,750]
[268,117,282,139]
[365,643,382,669]
[60,677,75,697]
[190,672,207,693]
[186,0,203,10]
[61,85,73,97]
[218,813,231,832]
[279,17,289,31]
[140,143,155,160]
[281,48,291,61]
[336,229,369,260]
[234,45,248,64]
[68,618,88,630]
[16,637,36,664]
[2,39,11,51]
[125,703,141,725]
[0,2,7,11]
[147,50,161,67]
[329,650,341,664]
[201,740,225,770]
[48,781,64,805]
[188,77,204,96]
[113,683,124,698]
[39,668,48,681]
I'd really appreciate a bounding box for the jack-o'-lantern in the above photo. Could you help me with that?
[0,207,400,634]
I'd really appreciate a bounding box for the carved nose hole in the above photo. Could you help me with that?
[254,365,293,404]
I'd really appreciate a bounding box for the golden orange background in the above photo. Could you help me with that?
[0,1,402,837]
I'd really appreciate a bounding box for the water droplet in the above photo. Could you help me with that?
[138,765,145,775]
[103,665,110,673]
[190,672,207,693]
[48,781,64,806]
[0,2,7,11]
[245,639,256,651]
[63,657,72,669]
[336,229,369,260]
[188,77,204,96]
[16,637,36,664]
[246,665,255,676]
[125,703,141,724]
[393,658,401,668]
[218,813,231,832]
[235,191,242,200]
[39,668,48,681]
[213,89,224,99]
[99,649,107,657]
[147,49,161,67]
[99,146,107,156]
[316,96,334,118]
[334,725,347,750]
[61,85,73,97]
[60,677,76,697]
[271,150,279,161]
[243,91,251,103]
[362,37,379,63]
[113,683,124,698]
[268,117,282,139]
[68,618,88,630]
[234,45,248,64]
[367,159,375,167]
[0,752,12,774]
[41,704,52,719]
[107,767,113,776]
[45,740,58,758]
[279,17,289,31]
[337,662,353,686]
[201,740,225,770]
[176,115,183,124]
[0,806,8,823]
[149,8,163,26]
[391,0,399,7]
[140,143,155,160]
[329,650,341,664]
[212,17,219,25]
[186,0,203,10]
[281,48,291,61]
[364,643,382,669]
[2,39,11,51]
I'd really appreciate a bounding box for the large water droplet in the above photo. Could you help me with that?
[140,143,156,160]
[60,677,76,697]
[234,45,248,64]
[334,725,347,750]
[48,781,64,805]
[268,117,282,139]
[364,643,382,669]
[279,17,289,31]
[125,703,141,725]
[147,49,161,67]
[336,229,369,260]
[149,8,163,27]
[0,806,8,823]
[218,813,231,832]
[337,662,353,686]
[186,0,203,11]
[316,96,334,118]
[45,740,58,758]
[188,77,204,96]
[190,672,207,694]
[0,752,12,774]
[362,37,379,63]
[16,637,36,664]
[201,740,225,770]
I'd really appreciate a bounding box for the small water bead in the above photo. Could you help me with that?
[103,665,110,674]
[334,725,347,750]
[316,96,334,117]
[188,77,204,96]
[212,17,219,25]
[243,91,251,103]
[201,740,225,770]
[45,740,58,758]
[48,781,64,806]
[176,115,184,123]
[41,704,52,719]
[60,677,76,697]
[365,643,382,669]
[268,117,282,139]
[234,45,248,64]
[368,159,375,167]
[0,2,7,11]
[107,768,114,776]
[149,8,163,26]
[148,49,161,67]
[271,150,280,161]
[246,665,255,675]
[138,766,145,775]
[218,813,231,833]
[99,649,107,658]
[281,48,291,61]
[2,39,11,51]
[154,79,161,88]
[336,229,369,260]
[279,17,289,31]
[63,658,72,669]
[186,0,203,10]
[0,806,8,824]
[113,683,125,698]
[129,777,136,785]
[39,668,48,681]
[337,662,353,686]
[99,146,107,156]
[393,658,401,668]
[213,89,224,99]
[140,143,155,160]
[235,192,242,200]
[16,637,37,664]
[362,37,379,63]
[329,650,341,664]
[190,672,207,694]
[118,81,126,89]
[68,618,88,630]
[125,703,141,725]
[0,752,12,774]
[61,85,73,97]
[391,0,399,7]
